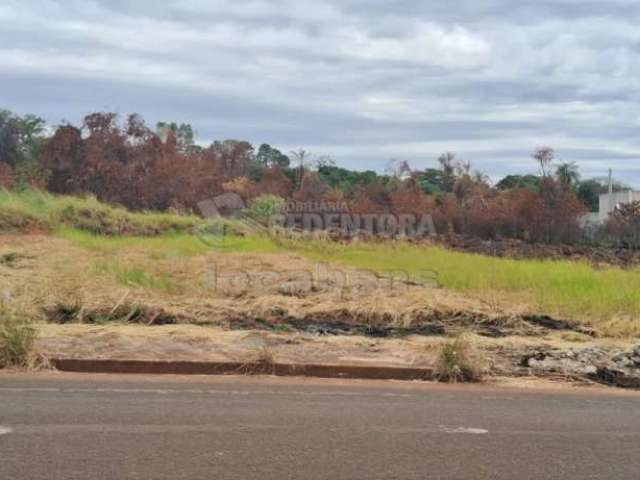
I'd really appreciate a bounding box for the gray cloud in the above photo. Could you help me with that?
[1,0,639,184]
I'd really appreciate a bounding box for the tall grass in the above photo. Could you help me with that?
[95,261,177,293]
[288,238,640,328]
[435,334,485,383]
[0,306,37,368]
[60,227,280,255]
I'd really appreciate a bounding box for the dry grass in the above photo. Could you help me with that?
[435,334,486,383]
[239,345,277,375]
[4,190,640,337]
[0,233,518,333]
[2,222,640,339]
[0,305,37,369]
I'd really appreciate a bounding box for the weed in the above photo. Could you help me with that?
[240,345,277,375]
[435,334,485,383]
[0,252,18,267]
[271,324,294,333]
[0,307,37,369]
[46,301,83,324]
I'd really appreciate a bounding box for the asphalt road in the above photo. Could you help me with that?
[1,373,640,479]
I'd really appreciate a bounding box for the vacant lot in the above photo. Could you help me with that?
[2,190,640,386]
[1,189,640,338]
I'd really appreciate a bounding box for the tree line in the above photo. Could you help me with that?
[0,109,633,245]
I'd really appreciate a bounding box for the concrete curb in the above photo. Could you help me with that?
[50,358,435,381]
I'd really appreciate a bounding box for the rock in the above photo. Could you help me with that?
[277,281,313,297]
[518,344,640,389]
[592,367,640,389]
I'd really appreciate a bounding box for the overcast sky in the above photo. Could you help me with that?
[1,1,640,184]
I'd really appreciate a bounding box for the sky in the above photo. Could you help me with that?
[1,0,640,184]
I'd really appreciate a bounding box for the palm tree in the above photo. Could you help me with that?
[555,161,580,187]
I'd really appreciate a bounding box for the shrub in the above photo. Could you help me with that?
[435,334,484,383]
[0,307,37,369]
[247,195,285,224]
[241,345,277,375]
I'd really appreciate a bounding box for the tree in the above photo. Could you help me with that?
[258,167,294,198]
[437,152,456,191]
[576,179,601,212]
[290,148,311,188]
[317,165,378,194]
[418,168,446,195]
[495,174,541,192]
[0,110,19,166]
[0,110,46,167]
[0,110,47,188]
[256,144,290,169]
[157,121,198,153]
[39,124,84,193]
[532,146,555,177]
[210,140,254,179]
[555,161,580,188]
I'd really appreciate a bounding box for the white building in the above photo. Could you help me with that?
[580,170,640,227]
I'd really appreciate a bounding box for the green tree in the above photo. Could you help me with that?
[555,161,580,188]
[576,179,602,212]
[417,168,446,195]
[0,110,47,188]
[156,121,198,153]
[256,144,290,168]
[495,174,541,192]
[0,110,19,166]
[317,165,379,194]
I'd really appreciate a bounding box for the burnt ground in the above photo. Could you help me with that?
[434,234,640,267]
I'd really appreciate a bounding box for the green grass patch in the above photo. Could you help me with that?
[286,238,640,325]
[59,227,280,256]
[95,261,177,293]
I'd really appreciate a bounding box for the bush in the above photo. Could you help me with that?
[435,334,484,383]
[0,308,37,369]
[247,195,285,224]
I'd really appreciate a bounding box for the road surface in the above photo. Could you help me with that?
[1,373,639,479]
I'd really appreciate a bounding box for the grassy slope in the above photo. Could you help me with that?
[0,189,240,236]
[2,189,640,334]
